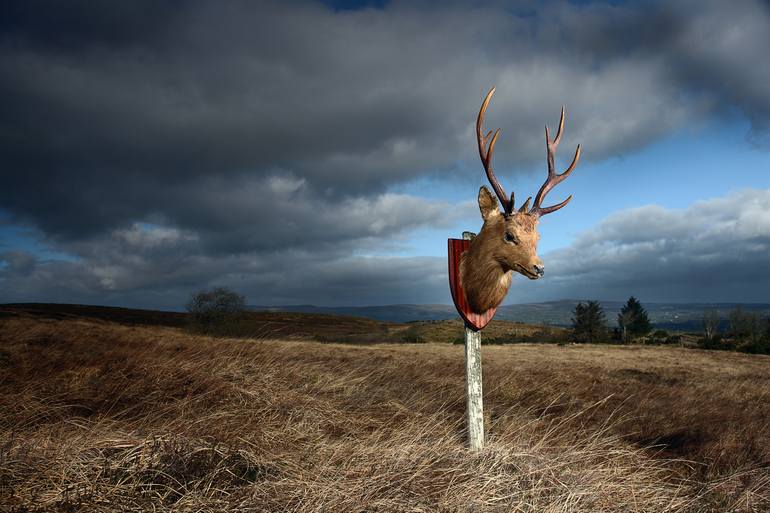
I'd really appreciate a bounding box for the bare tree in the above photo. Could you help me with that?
[729,307,762,341]
[617,310,635,343]
[746,313,764,346]
[703,309,720,343]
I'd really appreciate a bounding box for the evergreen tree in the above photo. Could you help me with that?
[572,302,586,323]
[619,296,651,337]
[572,300,608,343]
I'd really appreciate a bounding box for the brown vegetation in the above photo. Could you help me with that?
[0,303,565,345]
[1,313,768,512]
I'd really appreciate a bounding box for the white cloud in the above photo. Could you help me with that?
[116,223,198,249]
[528,188,770,302]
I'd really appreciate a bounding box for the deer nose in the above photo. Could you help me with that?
[533,264,545,277]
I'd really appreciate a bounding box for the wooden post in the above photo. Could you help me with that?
[463,231,484,451]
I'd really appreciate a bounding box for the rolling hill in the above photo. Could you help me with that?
[250,300,770,330]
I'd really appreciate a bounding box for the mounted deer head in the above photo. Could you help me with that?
[460,87,581,314]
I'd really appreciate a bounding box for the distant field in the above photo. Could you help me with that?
[0,303,566,344]
[1,309,768,512]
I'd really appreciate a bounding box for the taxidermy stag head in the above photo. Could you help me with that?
[460,87,581,314]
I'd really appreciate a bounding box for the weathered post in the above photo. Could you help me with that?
[463,270,485,450]
[465,330,484,450]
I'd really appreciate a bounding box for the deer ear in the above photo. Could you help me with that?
[478,186,500,221]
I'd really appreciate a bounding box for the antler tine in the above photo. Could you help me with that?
[554,106,565,146]
[534,194,572,216]
[476,86,512,214]
[531,107,581,217]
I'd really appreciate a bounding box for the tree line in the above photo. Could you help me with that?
[184,287,769,354]
[571,297,770,354]
[572,296,650,343]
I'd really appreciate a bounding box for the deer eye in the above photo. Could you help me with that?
[504,232,518,244]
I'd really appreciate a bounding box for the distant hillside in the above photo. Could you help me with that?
[250,300,770,331]
[5,301,767,335]
[250,304,457,322]
[0,302,560,345]
[0,303,187,327]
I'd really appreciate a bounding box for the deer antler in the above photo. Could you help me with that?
[476,87,513,214]
[530,107,581,217]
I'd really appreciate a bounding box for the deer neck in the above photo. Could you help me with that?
[460,223,512,313]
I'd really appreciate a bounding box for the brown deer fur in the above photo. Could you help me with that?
[460,186,543,313]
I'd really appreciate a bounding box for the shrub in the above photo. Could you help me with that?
[697,334,734,351]
[400,326,426,343]
[741,338,770,355]
[186,287,246,334]
[664,334,682,345]
[476,325,571,345]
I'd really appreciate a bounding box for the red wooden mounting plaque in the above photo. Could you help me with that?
[448,238,497,331]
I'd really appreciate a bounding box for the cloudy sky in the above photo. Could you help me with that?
[1,0,769,310]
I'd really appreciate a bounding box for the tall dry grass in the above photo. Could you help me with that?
[1,316,768,512]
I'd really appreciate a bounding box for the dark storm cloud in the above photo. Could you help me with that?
[0,238,448,308]
[0,2,181,52]
[1,0,769,306]
[0,251,36,276]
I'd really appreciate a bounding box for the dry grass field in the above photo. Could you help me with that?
[1,311,769,512]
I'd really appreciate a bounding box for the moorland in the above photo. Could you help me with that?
[0,304,768,512]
